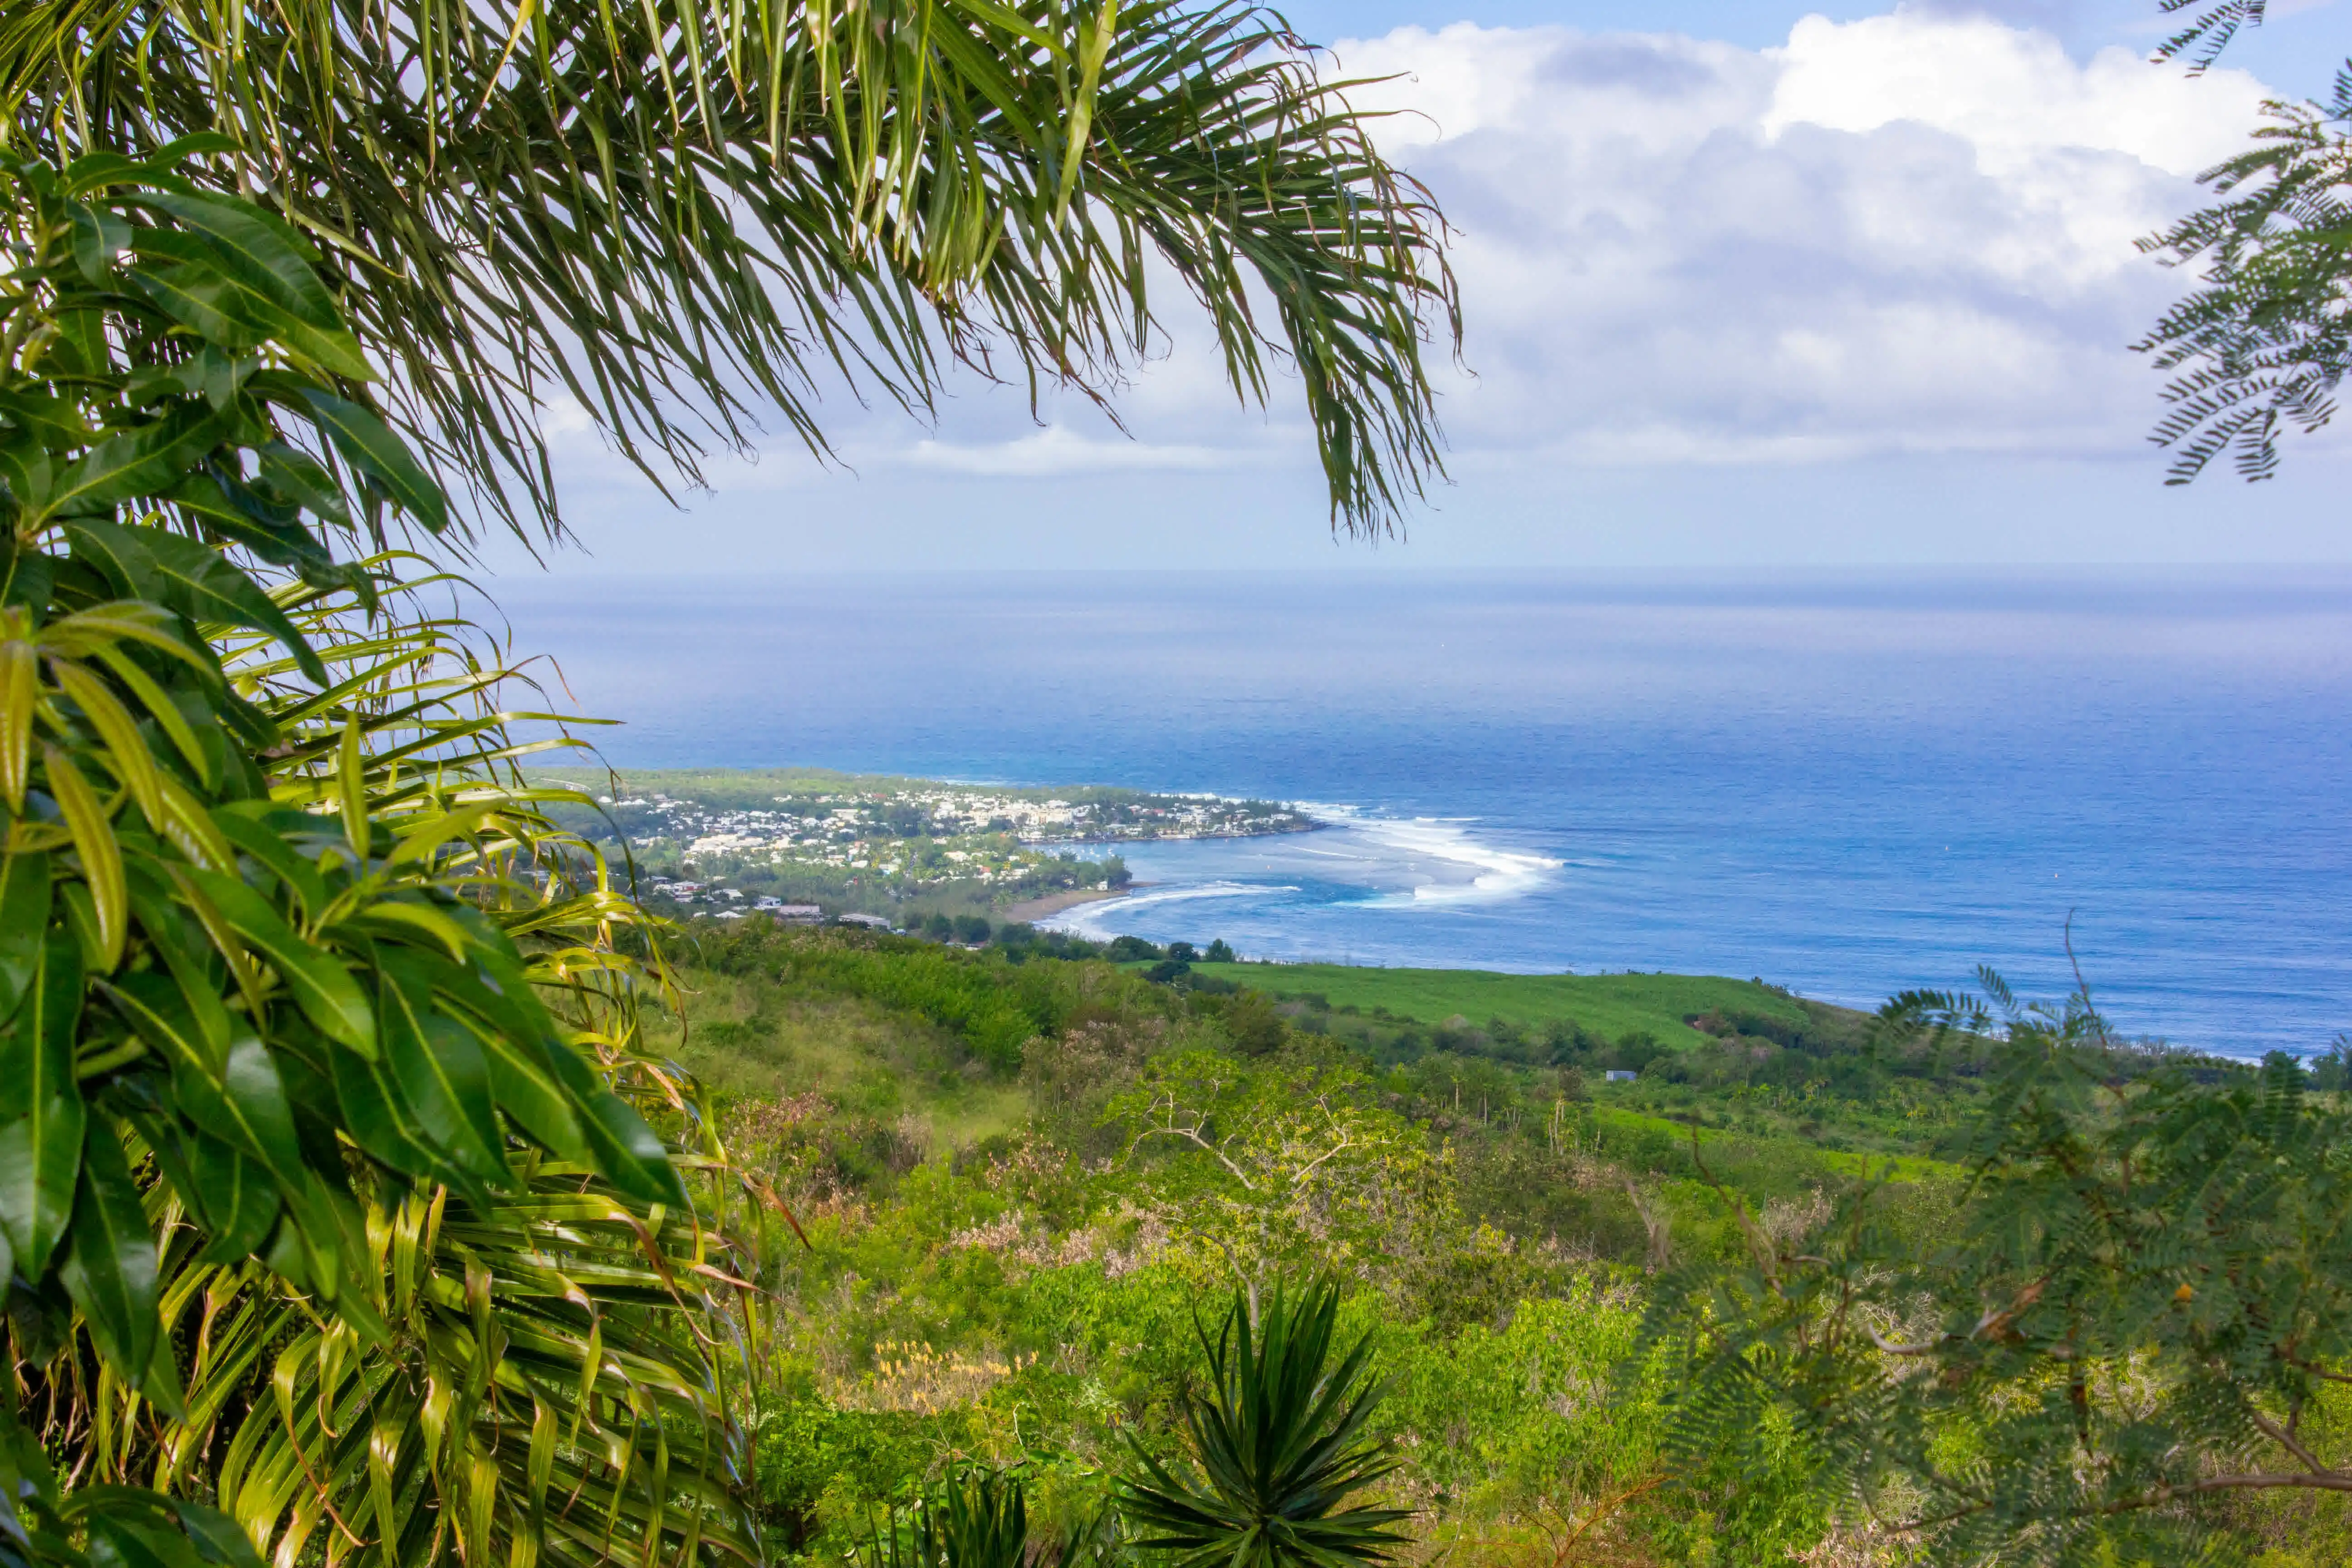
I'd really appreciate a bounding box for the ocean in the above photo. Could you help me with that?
[492,569,2352,1059]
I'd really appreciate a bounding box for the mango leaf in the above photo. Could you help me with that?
[59,152,156,198]
[69,201,133,283]
[0,626,32,810]
[59,881,113,972]
[255,443,355,531]
[42,403,225,520]
[84,1495,211,1568]
[44,745,126,970]
[330,1037,475,1194]
[216,1035,312,1186]
[299,391,448,534]
[125,227,372,382]
[135,191,342,329]
[0,389,94,449]
[540,1038,688,1207]
[52,659,166,832]
[377,953,509,1184]
[123,261,260,354]
[336,718,368,863]
[459,1010,586,1165]
[59,1117,160,1384]
[64,520,327,685]
[0,851,51,1021]
[103,968,228,1084]
[186,1133,281,1263]
[166,473,361,601]
[210,807,330,918]
[93,649,213,792]
[0,935,86,1274]
[177,867,372,1051]
[172,1499,266,1568]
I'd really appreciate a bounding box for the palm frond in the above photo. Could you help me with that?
[2,0,1456,539]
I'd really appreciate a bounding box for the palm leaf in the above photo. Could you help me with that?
[2,0,1456,538]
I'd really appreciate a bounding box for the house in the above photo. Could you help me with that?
[838,912,891,930]
[762,903,823,922]
[1604,1069,1639,1083]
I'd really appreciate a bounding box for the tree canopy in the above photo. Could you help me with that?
[2141,0,2352,480]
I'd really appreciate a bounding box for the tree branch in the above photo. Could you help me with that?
[1132,1123,1256,1191]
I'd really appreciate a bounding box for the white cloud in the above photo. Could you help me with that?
[900,424,1260,477]
[1332,8,2275,464]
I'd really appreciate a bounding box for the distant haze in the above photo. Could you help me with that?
[495,568,2352,1056]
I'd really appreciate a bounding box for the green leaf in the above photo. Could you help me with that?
[0,934,86,1274]
[42,403,226,521]
[87,1501,208,1568]
[540,1037,686,1206]
[45,745,127,970]
[166,474,357,595]
[255,443,355,530]
[336,718,368,862]
[59,1118,161,1385]
[0,630,34,813]
[148,132,243,165]
[64,520,328,686]
[462,1013,586,1165]
[178,867,372,1052]
[59,153,152,199]
[0,427,54,530]
[330,1037,480,1191]
[135,191,340,329]
[298,391,449,534]
[187,1133,281,1264]
[0,851,52,1021]
[126,225,372,380]
[70,201,133,283]
[210,807,331,920]
[126,261,264,355]
[173,1499,266,1568]
[377,953,508,1183]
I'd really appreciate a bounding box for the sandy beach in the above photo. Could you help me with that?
[999,887,1132,924]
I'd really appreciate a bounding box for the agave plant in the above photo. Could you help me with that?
[1119,1283,1411,1568]
[859,1467,1123,1568]
[0,147,757,1565]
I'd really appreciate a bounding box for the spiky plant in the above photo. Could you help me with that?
[1118,1283,1411,1568]
[855,1465,1130,1568]
[0,148,757,1568]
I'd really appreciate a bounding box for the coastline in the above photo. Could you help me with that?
[999,886,1132,923]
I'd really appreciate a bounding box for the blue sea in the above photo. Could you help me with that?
[493,570,2352,1059]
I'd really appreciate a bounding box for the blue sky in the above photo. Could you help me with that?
[493,1,2352,576]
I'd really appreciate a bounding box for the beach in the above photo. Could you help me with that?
[998,886,1132,924]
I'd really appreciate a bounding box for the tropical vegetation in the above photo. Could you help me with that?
[647,919,2352,1567]
[0,1,1461,1565]
[4,1,2347,1567]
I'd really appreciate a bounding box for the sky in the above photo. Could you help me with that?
[486,1,2352,577]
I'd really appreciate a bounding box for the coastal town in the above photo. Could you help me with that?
[541,768,1314,924]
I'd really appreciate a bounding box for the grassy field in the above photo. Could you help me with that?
[1182,961,1828,1048]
